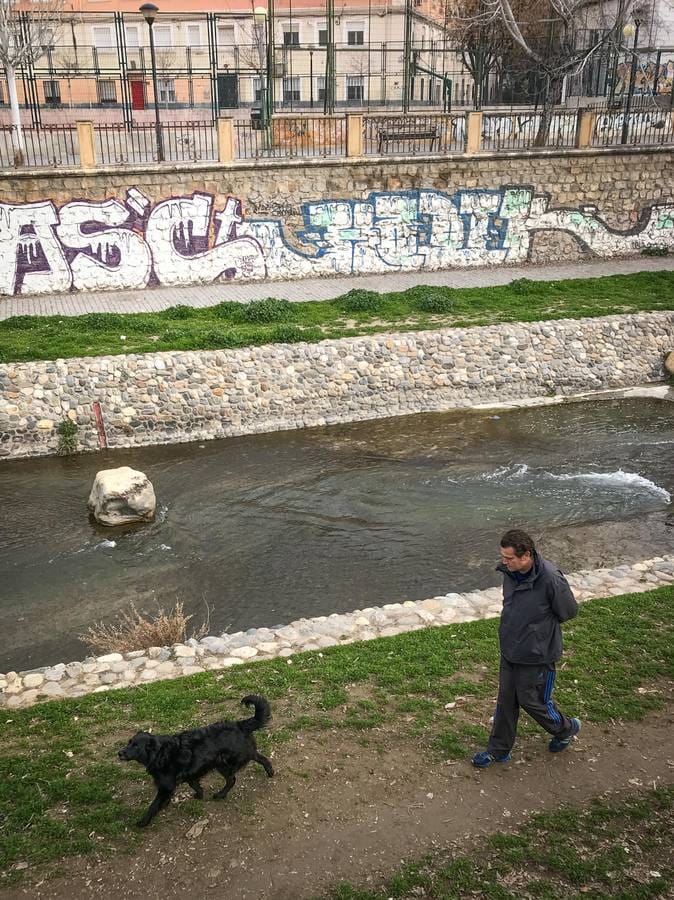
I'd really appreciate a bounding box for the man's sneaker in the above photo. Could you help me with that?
[471,750,512,768]
[549,717,582,753]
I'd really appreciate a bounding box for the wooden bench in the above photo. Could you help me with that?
[377,123,440,153]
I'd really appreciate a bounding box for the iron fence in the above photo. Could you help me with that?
[0,124,79,167]
[592,105,674,147]
[234,115,346,159]
[481,110,579,151]
[95,120,218,164]
[363,113,464,155]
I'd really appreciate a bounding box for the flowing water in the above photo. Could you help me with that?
[1,397,673,672]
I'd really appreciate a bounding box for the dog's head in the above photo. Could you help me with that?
[118,731,157,765]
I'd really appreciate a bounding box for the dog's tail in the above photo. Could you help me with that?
[239,694,272,733]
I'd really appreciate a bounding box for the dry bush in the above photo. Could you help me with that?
[79,601,209,655]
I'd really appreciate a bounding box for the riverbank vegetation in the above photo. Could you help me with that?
[1,270,673,363]
[1,584,672,887]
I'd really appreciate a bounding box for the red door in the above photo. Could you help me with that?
[130,80,145,110]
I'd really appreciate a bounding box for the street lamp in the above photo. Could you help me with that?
[139,2,165,161]
[253,6,269,129]
[621,18,641,145]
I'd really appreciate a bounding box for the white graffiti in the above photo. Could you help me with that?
[0,185,673,296]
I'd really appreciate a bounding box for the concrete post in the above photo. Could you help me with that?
[218,117,235,163]
[576,108,596,149]
[346,114,363,157]
[76,121,96,168]
[466,111,482,154]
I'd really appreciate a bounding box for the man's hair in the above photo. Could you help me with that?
[500,529,535,557]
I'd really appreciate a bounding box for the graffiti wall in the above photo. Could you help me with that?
[1,184,674,296]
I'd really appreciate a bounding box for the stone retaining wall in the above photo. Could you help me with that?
[1,312,673,458]
[2,555,673,710]
[1,148,673,297]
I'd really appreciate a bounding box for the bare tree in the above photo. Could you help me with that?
[447,0,510,108]
[456,0,652,144]
[0,0,64,163]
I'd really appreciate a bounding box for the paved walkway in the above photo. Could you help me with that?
[2,255,674,320]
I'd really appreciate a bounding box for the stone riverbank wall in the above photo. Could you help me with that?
[2,554,673,710]
[0,147,673,297]
[1,311,673,458]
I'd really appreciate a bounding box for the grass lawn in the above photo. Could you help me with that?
[326,786,674,899]
[1,270,673,364]
[0,584,672,885]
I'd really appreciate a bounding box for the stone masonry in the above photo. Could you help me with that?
[1,312,673,458]
[2,554,673,710]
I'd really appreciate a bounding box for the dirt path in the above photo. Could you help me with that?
[4,707,673,900]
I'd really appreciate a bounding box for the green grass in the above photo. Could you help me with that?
[1,270,673,363]
[0,585,672,883]
[326,787,674,899]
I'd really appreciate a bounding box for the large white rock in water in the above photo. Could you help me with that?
[88,467,156,526]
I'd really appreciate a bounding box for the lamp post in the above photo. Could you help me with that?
[139,3,164,162]
[621,19,641,145]
[253,6,268,129]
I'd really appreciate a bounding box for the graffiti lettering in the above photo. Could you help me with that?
[0,185,673,297]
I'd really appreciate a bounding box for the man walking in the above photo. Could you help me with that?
[472,529,581,768]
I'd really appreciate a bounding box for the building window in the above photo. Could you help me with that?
[158,78,176,104]
[153,25,172,48]
[346,75,364,101]
[125,25,140,48]
[252,76,262,102]
[97,79,117,105]
[317,25,327,46]
[187,25,202,48]
[283,25,299,46]
[316,75,326,101]
[0,82,5,104]
[92,25,114,48]
[347,28,364,46]
[283,76,300,102]
[43,80,61,105]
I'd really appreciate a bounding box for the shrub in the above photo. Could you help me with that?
[80,312,126,330]
[79,601,208,655]
[163,304,197,319]
[641,246,669,257]
[56,418,78,456]
[336,289,383,313]
[198,328,247,349]
[212,301,245,322]
[270,324,305,343]
[0,315,40,331]
[509,277,536,295]
[241,298,293,323]
[410,287,455,314]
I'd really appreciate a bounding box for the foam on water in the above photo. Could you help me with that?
[480,465,670,503]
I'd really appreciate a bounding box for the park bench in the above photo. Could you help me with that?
[377,122,440,153]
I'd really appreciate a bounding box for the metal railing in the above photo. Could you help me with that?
[234,115,346,159]
[95,120,218,164]
[0,124,79,167]
[592,104,674,147]
[363,113,464,155]
[481,110,579,151]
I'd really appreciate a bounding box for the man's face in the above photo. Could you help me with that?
[499,546,533,573]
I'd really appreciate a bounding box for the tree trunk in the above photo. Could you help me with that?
[534,74,563,147]
[5,63,26,166]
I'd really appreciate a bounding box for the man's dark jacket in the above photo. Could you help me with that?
[497,552,578,665]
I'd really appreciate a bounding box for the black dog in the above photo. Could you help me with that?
[118,694,274,827]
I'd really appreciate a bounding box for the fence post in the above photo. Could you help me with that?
[346,114,363,157]
[76,121,96,168]
[576,108,596,149]
[218,117,235,163]
[466,111,482,154]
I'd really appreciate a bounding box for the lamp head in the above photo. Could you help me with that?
[139,3,159,25]
[622,22,636,39]
[254,6,267,23]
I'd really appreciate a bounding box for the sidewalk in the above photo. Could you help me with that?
[2,255,674,320]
